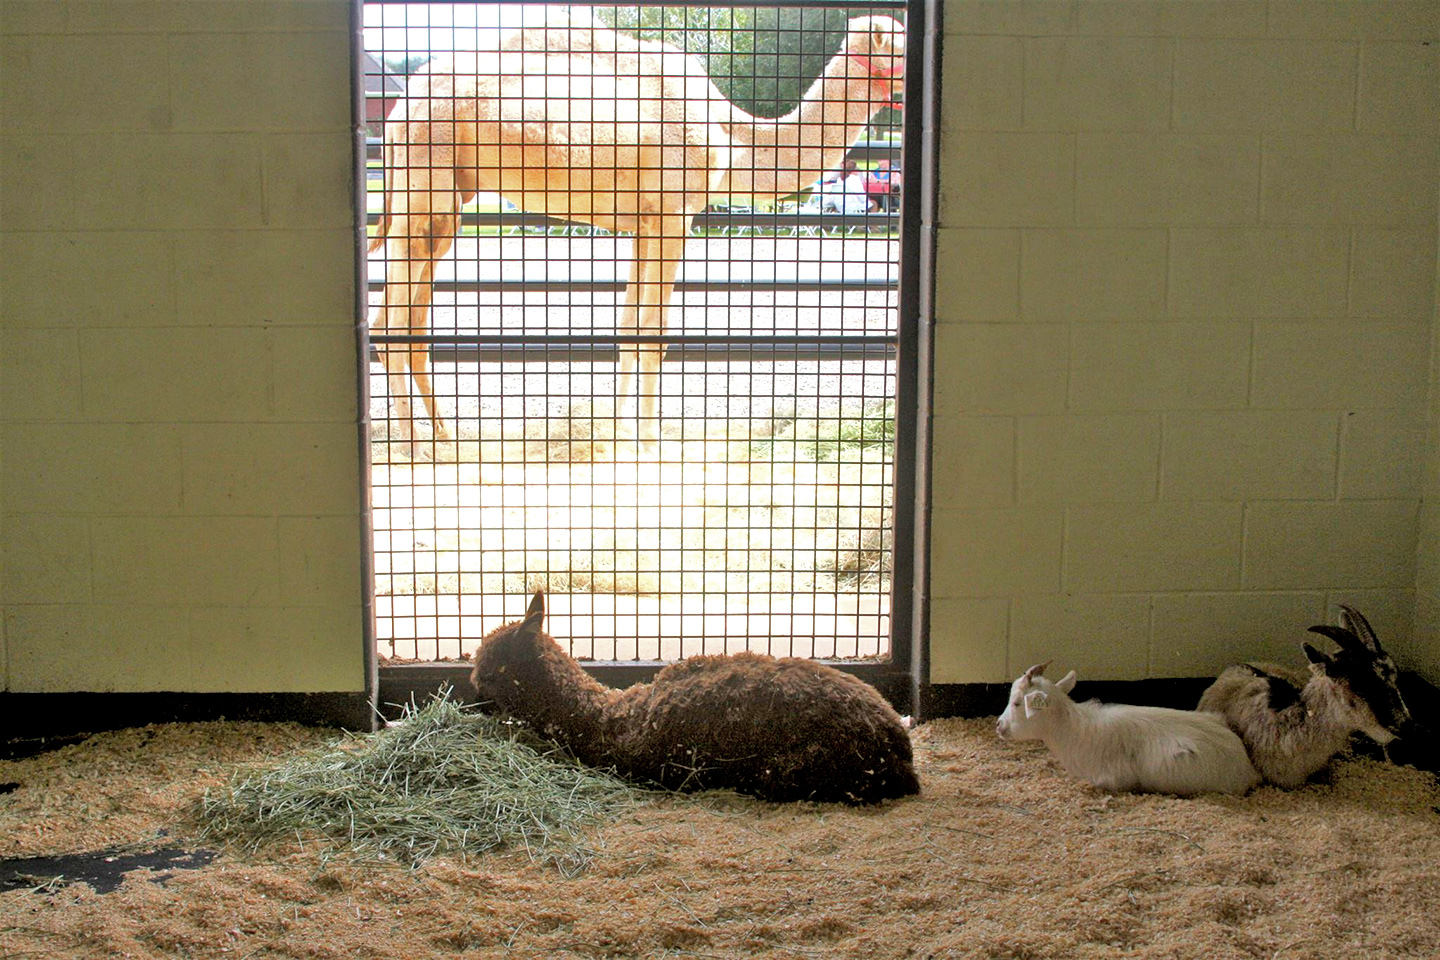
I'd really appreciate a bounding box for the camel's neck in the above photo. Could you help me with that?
[720,56,891,198]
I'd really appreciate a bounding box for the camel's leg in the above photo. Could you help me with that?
[632,218,689,449]
[375,198,458,458]
[408,223,457,446]
[377,232,421,451]
[614,249,644,427]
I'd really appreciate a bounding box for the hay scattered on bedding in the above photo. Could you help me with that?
[198,692,640,871]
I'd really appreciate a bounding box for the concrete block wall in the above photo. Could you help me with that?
[0,0,364,693]
[1,0,1436,701]
[930,1,1440,685]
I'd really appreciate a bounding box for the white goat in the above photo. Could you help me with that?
[996,662,1260,796]
[1197,605,1412,788]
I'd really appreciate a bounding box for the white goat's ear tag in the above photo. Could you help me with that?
[1056,671,1077,694]
[1023,690,1049,718]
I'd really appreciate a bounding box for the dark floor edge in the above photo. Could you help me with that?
[0,691,374,756]
[3,674,1434,761]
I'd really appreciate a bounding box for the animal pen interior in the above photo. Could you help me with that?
[364,1,917,668]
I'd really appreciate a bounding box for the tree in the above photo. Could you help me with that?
[382,54,431,76]
[598,6,900,131]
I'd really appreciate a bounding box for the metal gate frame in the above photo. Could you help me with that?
[353,0,937,715]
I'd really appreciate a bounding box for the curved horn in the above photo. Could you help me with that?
[1022,660,1053,682]
[1338,604,1383,653]
[1306,623,1360,651]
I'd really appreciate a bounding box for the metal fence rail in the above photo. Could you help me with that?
[361,0,916,679]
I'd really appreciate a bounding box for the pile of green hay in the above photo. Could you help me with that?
[199,692,641,871]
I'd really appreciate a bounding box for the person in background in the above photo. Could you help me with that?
[865,159,900,213]
[818,159,872,215]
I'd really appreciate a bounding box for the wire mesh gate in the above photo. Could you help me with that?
[361,0,917,670]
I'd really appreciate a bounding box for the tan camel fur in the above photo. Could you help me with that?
[369,10,905,455]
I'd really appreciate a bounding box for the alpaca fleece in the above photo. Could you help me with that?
[469,593,919,804]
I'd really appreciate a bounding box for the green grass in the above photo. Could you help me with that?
[745,400,896,463]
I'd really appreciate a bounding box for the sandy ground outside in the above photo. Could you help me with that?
[2,717,1437,959]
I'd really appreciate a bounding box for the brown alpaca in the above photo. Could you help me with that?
[469,592,919,804]
[370,10,905,455]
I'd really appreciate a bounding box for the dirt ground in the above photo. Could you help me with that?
[1,717,1438,960]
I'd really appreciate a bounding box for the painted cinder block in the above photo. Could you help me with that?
[0,423,183,517]
[1161,410,1340,501]
[0,0,68,33]
[1169,228,1349,318]
[1149,591,1327,676]
[1009,593,1151,679]
[1358,41,1440,134]
[80,328,273,422]
[91,516,280,606]
[933,323,1069,416]
[1267,1,1440,41]
[1172,40,1357,132]
[0,135,76,230]
[269,326,365,423]
[1349,228,1438,319]
[930,416,1016,509]
[1250,320,1429,410]
[1024,37,1172,132]
[937,131,1075,227]
[179,423,360,516]
[71,133,264,231]
[927,597,1011,685]
[261,134,355,229]
[1,232,175,328]
[278,516,364,607]
[933,229,1021,322]
[0,329,83,422]
[1074,1,1268,38]
[4,604,192,693]
[1016,413,1161,503]
[1,515,92,605]
[1020,229,1167,320]
[187,604,364,693]
[1243,501,1420,590]
[1261,135,1438,226]
[175,231,355,326]
[1074,134,1259,226]
[943,0,1075,36]
[1066,502,1244,592]
[1,34,170,133]
[1340,409,1426,500]
[941,36,1023,131]
[930,508,1064,596]
[65,0,345,32]
[1067,322,1251,411]
[170,32,352,132]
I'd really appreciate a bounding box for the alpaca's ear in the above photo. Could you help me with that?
[522,590,546,632]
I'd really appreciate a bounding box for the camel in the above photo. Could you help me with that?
[368,10,905,456]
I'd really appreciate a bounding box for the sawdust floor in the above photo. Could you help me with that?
[1,718,1438,960]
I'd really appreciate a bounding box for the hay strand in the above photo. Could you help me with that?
[199,690,640,869]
